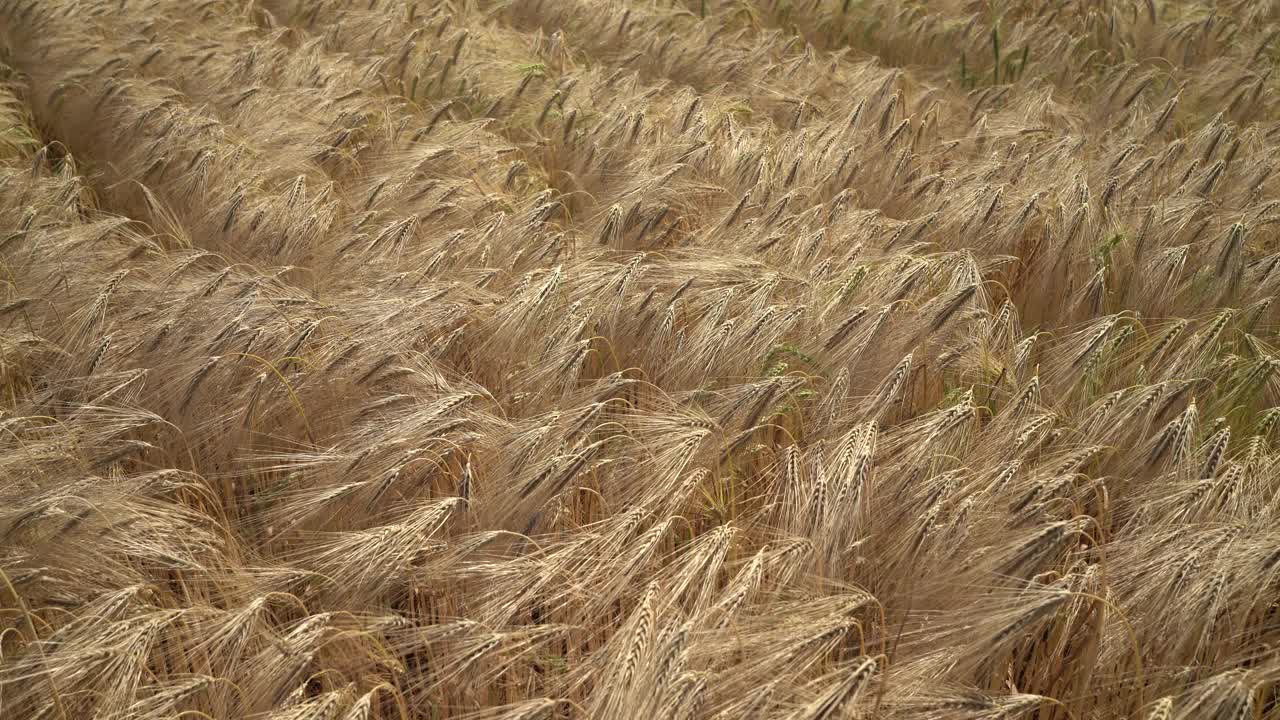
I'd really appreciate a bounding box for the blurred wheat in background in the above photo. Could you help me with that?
[1,0,1279,718]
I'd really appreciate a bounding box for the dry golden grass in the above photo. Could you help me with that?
[1,0,1280,717]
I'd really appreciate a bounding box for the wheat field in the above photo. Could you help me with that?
[1,0,1278,718]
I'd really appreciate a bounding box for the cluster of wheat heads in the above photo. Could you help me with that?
[1,0,1280,717]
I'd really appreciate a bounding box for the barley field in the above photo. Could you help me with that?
[1,0,1278,718]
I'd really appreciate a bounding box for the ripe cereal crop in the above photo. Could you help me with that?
[2,1,1280,718]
